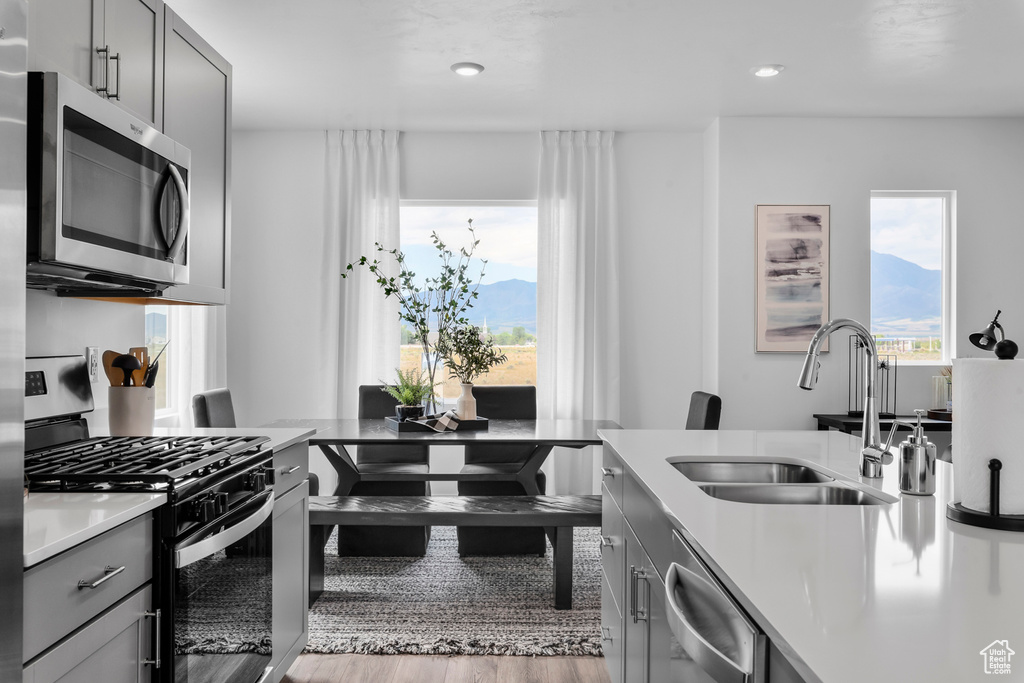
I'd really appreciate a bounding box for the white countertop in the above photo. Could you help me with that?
[23,426,316,567]
[23,492,165,568]
[600,429,1024,683]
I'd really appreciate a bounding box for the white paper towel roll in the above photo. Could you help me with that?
[953,359,1024,513]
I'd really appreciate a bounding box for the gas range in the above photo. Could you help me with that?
[26,355,277,683]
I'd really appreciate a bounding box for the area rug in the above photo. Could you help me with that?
[305,526,603,656]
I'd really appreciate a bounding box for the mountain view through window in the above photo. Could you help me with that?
[399,204,537,404]
[870,194,949,362]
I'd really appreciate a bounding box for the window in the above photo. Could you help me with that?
[144,305,171,412]
[399,201,537,405]
[870,191,954,363]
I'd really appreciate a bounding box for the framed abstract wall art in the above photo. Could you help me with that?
[755,205,830,352]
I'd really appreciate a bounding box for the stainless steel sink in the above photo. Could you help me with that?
[671,461,834,484]
[697,483,891,506]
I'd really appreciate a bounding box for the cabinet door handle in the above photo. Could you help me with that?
[95,46,111,96]
[77,565,125,589]
[600,536,614,548]
[109,52,121,100]
[601,467,615,478]
[629,565,637,619]
[142,609,161,668]
[601,626,613,642]
[634,567,648,623]
[281,465,301,475]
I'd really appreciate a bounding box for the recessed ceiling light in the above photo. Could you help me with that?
[451,62,485,76]
[751,64,785,78]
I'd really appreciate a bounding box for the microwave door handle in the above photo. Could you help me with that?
[165,164,190,262]
[664,563,762,683]
[174,491,273,568]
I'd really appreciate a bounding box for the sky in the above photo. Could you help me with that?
[399,205,537,286]
[870,196,944,270]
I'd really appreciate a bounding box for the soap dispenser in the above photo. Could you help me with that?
[897,409,937,496]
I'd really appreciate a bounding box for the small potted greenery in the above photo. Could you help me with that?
[436,325,508,420]
[381,369,434,421]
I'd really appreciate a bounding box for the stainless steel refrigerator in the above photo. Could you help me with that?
[0,0,26,677]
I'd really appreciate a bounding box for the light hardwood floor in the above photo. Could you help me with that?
[282,654,611,683]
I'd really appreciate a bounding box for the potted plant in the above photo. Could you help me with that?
[381,369,434,421]
[436,325,508,420]
[343,220,487,413]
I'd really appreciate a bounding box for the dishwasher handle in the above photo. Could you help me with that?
[665,562,764,683]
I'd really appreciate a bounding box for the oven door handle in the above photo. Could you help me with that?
[164,163,190,262]
[174,491,274,568]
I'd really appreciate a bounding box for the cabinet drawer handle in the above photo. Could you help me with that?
[142,609,161,668]
[77,565,125,590]
[601,626,613,642]
[281,465,301,475]
[600,536,614,548]
[600,467,615,478]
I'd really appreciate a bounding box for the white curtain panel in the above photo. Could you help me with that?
[166,305,227,427]
[537,130,621,495]
[322,130,402,418]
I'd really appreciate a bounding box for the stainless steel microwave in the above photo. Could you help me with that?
[27,72,191,295]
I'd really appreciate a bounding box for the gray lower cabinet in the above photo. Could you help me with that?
[602,446,808,683]
[271,441,310,683]
[23,585,154,683]
[28,0,164,126]
[22,513,156,683]
[158,6,232,305]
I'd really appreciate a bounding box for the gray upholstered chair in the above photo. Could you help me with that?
[457,385,547,556]
[334,385,432,557]
[686,391,722,430]
[192,388,237,428]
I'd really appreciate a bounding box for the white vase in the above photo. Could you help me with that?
[456,383,477,420]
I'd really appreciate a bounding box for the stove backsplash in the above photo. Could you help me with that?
[27,290,144,429]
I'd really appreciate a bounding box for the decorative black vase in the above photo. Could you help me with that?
[395,405,425,421]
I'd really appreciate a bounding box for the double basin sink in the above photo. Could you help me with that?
[671,461,894,506]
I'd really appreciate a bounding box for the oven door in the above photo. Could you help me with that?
[31,72,191,287]
[172,490,274,683]
[665,531,766,683]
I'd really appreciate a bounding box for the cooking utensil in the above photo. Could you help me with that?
[149,339,170,367]
[129,346,148,388]
[101,350,120,386]
[111,354,142,387]
[144,359,159,388]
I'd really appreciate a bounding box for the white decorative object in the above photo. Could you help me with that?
[931,376,948,411]
[952,358,1024,514]
[455,383,477,420]
[108,387,155,436]
[456,383,477,420]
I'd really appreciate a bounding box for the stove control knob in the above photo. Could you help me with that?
[214,492,229,515]
[199,497,217,523]
[247,471,267,492]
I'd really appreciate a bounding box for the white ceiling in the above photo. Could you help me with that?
[169,0,1024,131]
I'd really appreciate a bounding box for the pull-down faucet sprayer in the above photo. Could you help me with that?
[798,318,892,478]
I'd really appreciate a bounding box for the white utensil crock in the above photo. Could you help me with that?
[108,386,156,436]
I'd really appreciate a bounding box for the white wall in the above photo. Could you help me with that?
[616,132,704,428]
[26,290,144,430]
[710,117,1024,431]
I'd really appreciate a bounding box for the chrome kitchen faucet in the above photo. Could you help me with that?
[798,318,893,478]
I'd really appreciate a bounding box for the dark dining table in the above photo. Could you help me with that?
[265,418,620,496]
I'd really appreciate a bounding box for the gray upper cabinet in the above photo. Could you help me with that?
[157,6,231,305]
[28,0,164,127]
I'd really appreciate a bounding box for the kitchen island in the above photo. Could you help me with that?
[600,429,1024,683]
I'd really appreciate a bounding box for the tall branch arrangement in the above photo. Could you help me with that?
[342,219,486,411]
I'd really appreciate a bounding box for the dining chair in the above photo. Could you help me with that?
[457,385,547,556]
[334,385,432,557]
[686,391,722,430]
[192,388,237,428]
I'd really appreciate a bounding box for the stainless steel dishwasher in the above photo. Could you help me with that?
[664,530,766,683]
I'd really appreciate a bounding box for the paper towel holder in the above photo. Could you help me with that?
[947,458,1024,532]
